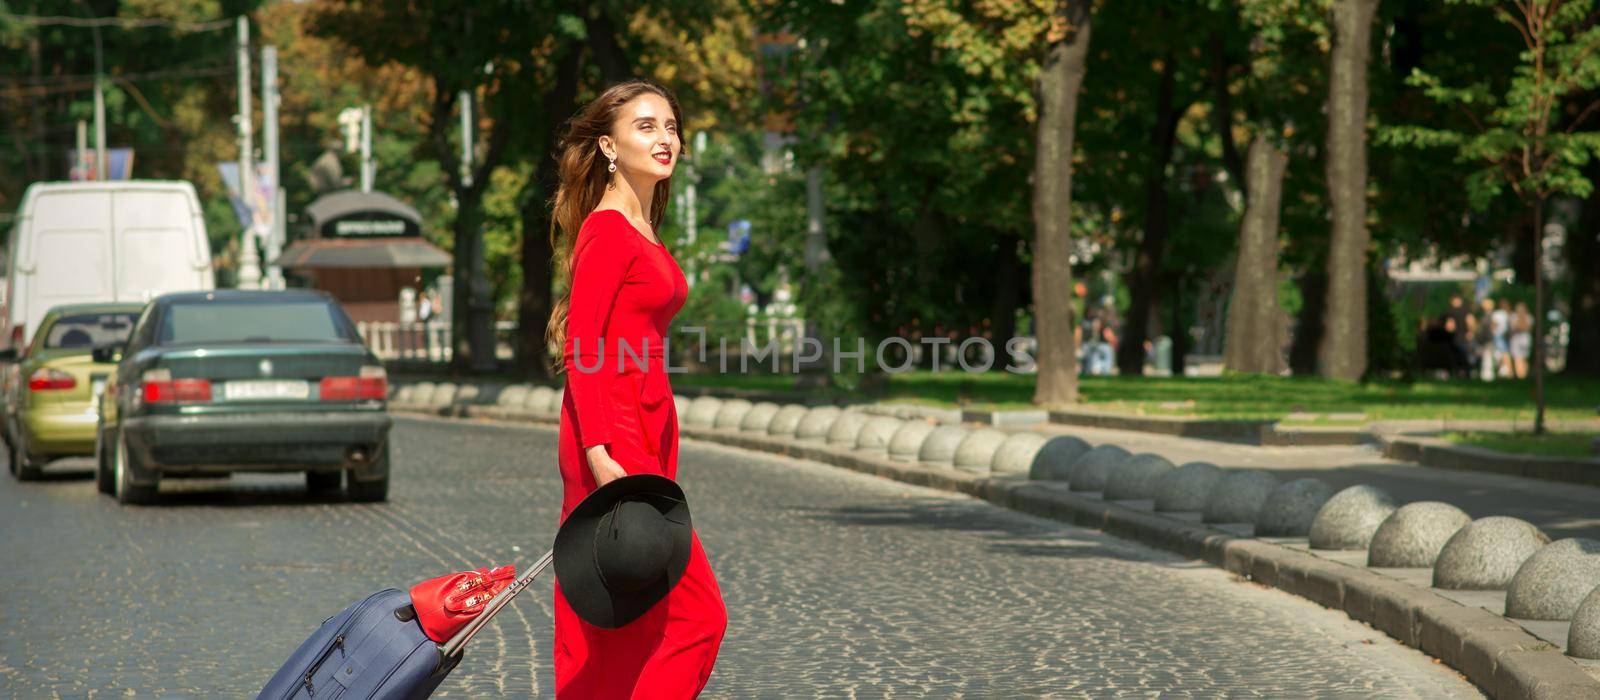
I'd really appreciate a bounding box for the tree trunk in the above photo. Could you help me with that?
[1209,33,1246,198]
[1223,133,1288,375]
[1289,268,1327,375]
[990,234,1022,350]
[1031,0,1093,407]
[451,189,493,372]
[1168,272,1190,375]
[1318,0,1378,381]
[1532,198,1547,434]
[1117,50,1184,376]
[1567,170,1600,377]
[515,47,584,378]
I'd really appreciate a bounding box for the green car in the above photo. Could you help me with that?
[1,303,143,480]
[95,289,392,505]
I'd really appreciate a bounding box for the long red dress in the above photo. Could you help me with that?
[555,208,727,698]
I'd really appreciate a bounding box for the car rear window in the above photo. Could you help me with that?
[158,300,354,345]
[39,312,138,350]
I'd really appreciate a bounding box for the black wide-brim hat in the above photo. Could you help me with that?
[553,473,692,629]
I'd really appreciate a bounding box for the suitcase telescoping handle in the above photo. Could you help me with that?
[439,549,554,659]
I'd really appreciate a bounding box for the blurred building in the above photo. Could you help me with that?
[274,189,450,324]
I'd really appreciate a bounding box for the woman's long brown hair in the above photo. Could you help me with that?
[544,79,686,375]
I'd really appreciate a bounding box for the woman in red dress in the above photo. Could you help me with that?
[544,80,728,698]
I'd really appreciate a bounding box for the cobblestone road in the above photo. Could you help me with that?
[1,415,1482,698]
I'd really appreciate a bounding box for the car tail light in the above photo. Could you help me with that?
[141,369,212,404]
[28,367,76,391]
[320,366,387,401]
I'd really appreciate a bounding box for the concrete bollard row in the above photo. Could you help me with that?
[387,380,1600,665]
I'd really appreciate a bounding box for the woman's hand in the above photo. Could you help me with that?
[585,445,630,487]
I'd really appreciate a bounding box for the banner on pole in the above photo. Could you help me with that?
[216,161,277,231]
[67,149,134,180]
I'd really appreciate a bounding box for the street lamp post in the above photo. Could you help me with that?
[235,16,261,289]
[72,0,107,179]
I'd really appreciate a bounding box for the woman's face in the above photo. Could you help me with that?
[600,93,680,184]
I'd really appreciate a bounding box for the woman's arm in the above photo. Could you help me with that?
[564,222,640,455]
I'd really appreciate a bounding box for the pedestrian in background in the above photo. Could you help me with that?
[1492,298,1512,378]
[1509,301,1534,379]
[1446,294,1473,378]
[543,79,727,699]
[1474,298,1497,381]
[418,289,434,323]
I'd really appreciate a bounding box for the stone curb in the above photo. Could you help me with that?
[1377,434,1600,488]
[386,392,1600,699]
[1042,408,1369,447]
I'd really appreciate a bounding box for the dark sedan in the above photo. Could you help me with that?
[95,290,392,504]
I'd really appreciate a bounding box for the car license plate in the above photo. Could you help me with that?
[224,379,310,401]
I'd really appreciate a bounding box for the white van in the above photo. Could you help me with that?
[3,181,215,349]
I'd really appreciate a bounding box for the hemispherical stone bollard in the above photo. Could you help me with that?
[1202,470,1278,524]
[1028,436,1093,481]
[739,402,782,433]
[952,428,1009,473]
[888,421,938,461]
[479,384,508,405]
[497,384,532,407]
[411,382,437,405]
[1103,453,1176,501]
[1153,462,1226,512]
[674,394,691,418]
[1569,585,1600,659]
[1255,478,1336,537]
[713,399,754,430]
[855,416,905,452]
[453,384,481,405]
[430,383,459,406]
[1504,538,1600,620]
[826,411,871,447]
[1433,516,1551,590]
[917,426,971,465]
[685,397,723,428]
[393,384,419,405]
[795,406,844,441]
[1367,502,1472,568]
[891,404,919,419]
[766,404,811,437]
[1308,485,1398,550]
[991,432,1050,475]
[1067,445,1131,493]
[525,386,557,414]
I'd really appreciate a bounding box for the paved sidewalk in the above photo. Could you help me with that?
[1022,422,1600,542]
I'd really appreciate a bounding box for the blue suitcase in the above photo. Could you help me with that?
[257,551,552,699]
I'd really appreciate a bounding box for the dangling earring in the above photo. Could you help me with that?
[607,157,617,173]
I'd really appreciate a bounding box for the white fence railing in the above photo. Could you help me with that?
[357,318,808,365]
[357,320,453,362]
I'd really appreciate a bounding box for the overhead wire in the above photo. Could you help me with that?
[0,11,235,32]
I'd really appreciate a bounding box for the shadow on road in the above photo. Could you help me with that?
[791,497,1185,565]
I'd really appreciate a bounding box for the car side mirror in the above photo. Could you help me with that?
[0,348,17,363]
[91,344,122,364]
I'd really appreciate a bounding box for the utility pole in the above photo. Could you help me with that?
[89,9,105,179]
[235,16,261,289]
[458,90,473,189]
[262,45,284,289]
[360,105,374,192]
[796,163,832,384]
[460,89,495,372]
[74,120,87,180]
[683,131,706,288]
